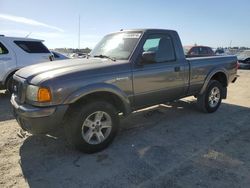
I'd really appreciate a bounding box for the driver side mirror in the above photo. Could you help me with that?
[141,51,156,64]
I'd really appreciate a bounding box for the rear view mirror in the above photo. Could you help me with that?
[142,51,156,64]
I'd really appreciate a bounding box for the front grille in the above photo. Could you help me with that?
[12,76,26,104]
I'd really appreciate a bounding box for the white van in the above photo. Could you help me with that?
[0,35,53,91]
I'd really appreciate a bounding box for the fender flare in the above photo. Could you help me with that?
[63,83,132,115]
[199,68,228,95]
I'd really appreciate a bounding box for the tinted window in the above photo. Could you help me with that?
[199,47,208,55]
[189,47,199,55]
[0,42,9,55]
[14,41,50,53]
[143,34,175,63]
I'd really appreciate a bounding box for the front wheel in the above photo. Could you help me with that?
[197,80,223,113]
[64,100,119,153]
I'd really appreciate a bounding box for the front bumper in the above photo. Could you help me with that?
[11,95,68,134]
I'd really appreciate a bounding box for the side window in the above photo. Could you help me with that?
[143,38,160,52]
[199,47,208,55]
[0,42,9,55]
[189,47,199,55]
[142,34,175,63]
[14,41,50,53]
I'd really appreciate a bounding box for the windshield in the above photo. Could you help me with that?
[90,32,142,60]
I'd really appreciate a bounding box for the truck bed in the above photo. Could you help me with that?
[186,55,238,95]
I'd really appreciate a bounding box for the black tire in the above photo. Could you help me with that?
[197,80,223,113]
[64,100,119,153]
[6,76,14,93]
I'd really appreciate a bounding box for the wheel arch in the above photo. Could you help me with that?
[63,83,132,116]
[199,69,228,97]
[3,69,19,87]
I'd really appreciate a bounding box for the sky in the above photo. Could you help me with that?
[0,0,249,49]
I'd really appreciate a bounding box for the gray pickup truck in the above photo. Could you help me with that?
[11,29,238,153]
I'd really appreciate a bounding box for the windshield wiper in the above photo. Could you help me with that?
[93,54,116,61]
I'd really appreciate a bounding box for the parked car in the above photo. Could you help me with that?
[184,45,215,58]
[215,48,226,55]
[11,29,238,153]
[70,52,87,58]
[51,51,69,60]
[0,35,53,92]
[237,50,250,69]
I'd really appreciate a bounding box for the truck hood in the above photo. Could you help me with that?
[15,58,118,84]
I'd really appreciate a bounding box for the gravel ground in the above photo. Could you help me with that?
[0,70,249,188]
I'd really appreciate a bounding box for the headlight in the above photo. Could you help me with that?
[26,85,52,102]
[26,85,39,101]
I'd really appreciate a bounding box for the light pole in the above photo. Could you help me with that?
[78,15,81,50]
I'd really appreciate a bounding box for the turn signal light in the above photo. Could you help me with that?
[38,88,52,102]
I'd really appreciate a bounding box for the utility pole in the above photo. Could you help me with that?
[78,15,81,50]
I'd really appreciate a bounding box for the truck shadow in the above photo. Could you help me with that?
[18,100,250,187]
[0,91,13,122]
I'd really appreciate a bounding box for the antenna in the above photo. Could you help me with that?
[229,40,232,49]
[25,32,32,38]
[78,15,81,50]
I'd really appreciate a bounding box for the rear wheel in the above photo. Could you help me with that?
[197,80,223,113]
[64,100,119,153]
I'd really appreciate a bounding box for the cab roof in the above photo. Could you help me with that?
[0,35,44,42]
[109,28,177,35]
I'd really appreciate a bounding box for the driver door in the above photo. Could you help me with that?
[132,33,186,108]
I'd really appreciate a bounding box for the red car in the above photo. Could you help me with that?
[184,45,215,58]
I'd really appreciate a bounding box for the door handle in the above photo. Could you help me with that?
[174,66,180,72]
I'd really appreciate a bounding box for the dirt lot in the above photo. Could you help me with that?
[0,70,249,188]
